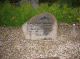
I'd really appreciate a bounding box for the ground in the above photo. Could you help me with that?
[0,24,80,59]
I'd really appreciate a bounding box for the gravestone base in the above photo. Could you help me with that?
[22,13,57,40]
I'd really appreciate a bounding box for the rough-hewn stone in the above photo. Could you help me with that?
[22,13,57,40]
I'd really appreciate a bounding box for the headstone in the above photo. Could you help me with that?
[71,24,77,38]
[20,0,39,8]
[22,13,57,40]
[30,0,39,8]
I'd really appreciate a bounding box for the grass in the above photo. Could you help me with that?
[0,3,35,27]
[0,2,80,27]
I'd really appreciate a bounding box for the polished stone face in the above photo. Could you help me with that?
[22,13,57,40]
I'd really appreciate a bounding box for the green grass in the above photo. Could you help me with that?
[0,3,36,27]
[0,3,80,27]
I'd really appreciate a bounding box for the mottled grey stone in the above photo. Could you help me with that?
[22,13,57,40]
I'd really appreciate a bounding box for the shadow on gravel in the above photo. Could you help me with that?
[34,57,60,59]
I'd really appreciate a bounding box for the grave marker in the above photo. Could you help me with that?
[22,13,57,40]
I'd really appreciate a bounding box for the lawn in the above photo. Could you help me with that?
[0,2,80,27]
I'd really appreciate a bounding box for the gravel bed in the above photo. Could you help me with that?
[0,25,80,59]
